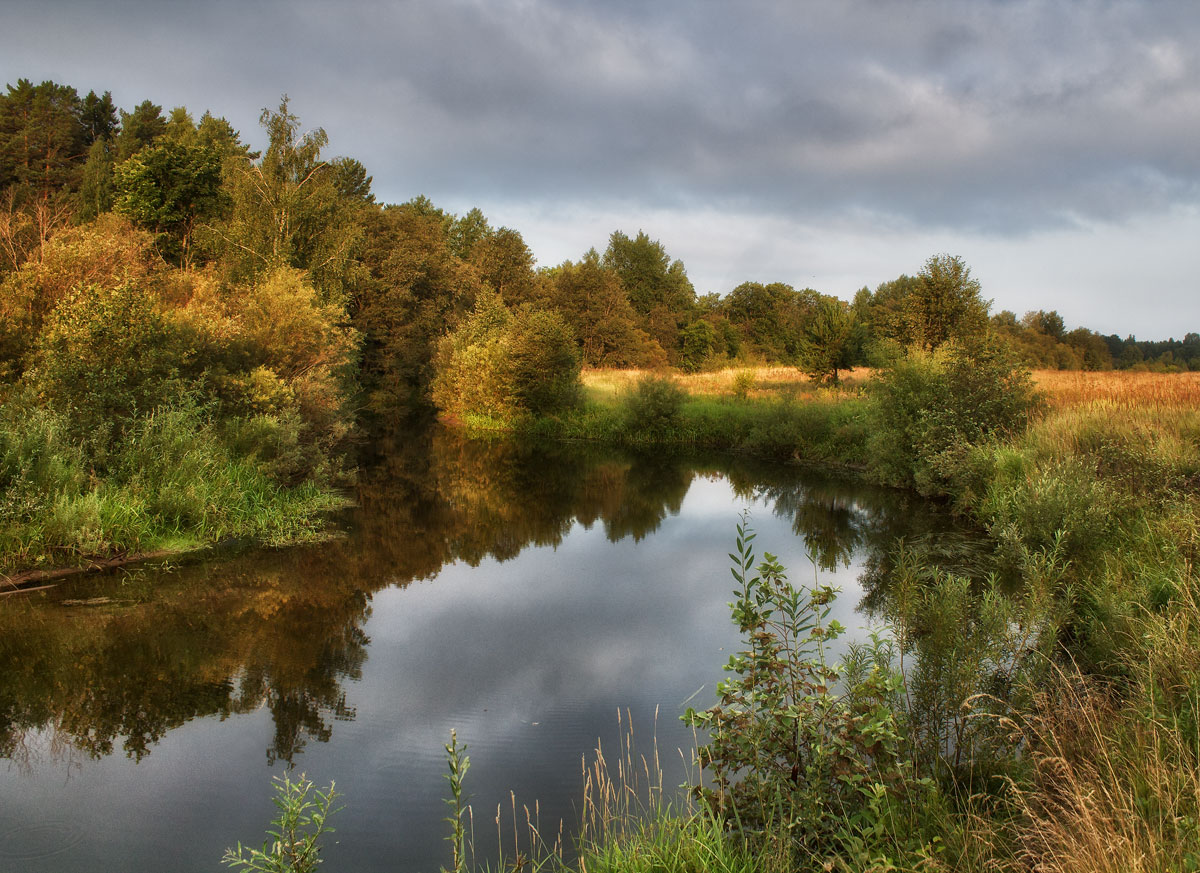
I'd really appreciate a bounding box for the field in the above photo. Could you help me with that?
[581,365,871,402]
[1032,368,1200,410]
[585,365,1200,410]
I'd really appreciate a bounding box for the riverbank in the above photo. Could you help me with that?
[441,365,1200,872]
[461,367,875,468]
[0,401,351,581]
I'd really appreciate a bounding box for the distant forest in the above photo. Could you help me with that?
[2,76,1196,417]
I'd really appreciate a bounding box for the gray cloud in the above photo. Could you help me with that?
[3,0,1199,334]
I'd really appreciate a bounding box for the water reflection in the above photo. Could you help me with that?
[0,559,372,765]
[1,430,989,768]
[0,428,989,872]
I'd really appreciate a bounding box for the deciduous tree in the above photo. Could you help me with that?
[602,230,695,359]
[353,201,482,413]
[432,291,580,421]
[542,251,665,368]
[724,281,816,362]
[216,97,362,303]
[905,254,989,352]
[113,141,223,265]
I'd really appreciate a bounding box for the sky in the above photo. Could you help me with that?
[4,0,1199,339]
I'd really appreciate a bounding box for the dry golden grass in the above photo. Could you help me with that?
[584,367,1198,411]
[578,708,670,851]
[1013,672,1200,873]
[1033,369,1200,412]
[581,366,873,402]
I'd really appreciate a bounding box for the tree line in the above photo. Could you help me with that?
[1,78,1195,451]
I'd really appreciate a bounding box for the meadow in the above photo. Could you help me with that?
[585,364,1200,408]
[1032,368,1200,410]
[581,365,872,401]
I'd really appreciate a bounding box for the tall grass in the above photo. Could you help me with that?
[0,401,347,575]
[1013,654,1200,872]
[940,373,1200,871]
[447,711,760,873]
[1033,369,1200,412]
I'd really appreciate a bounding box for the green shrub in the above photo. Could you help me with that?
[28,281,189,454]
[684,516,927,867]
[869,338,1040,494]
[174,267,358,479]
[0,401,86,523]
[1,397,346,571]
[887,546,1061,785]
[983,454,1125,569]
[623,374,685,438]
[66,490,153,553]
[506,307,582,415]
[433,292,581,422]
[223,773,340,873]
[221,412,308,484]
[731,370,755,401]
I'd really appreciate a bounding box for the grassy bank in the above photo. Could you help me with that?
[0,401,348,581]
[917,372,1200,872]
[461,367,876,468]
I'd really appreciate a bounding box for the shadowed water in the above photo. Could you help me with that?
[0,429,988,872]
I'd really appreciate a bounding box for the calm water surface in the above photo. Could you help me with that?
[0,430,987,871]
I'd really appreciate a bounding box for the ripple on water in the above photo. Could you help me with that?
[0,820,86,860]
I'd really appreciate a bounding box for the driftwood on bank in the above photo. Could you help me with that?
[0,550,175,596]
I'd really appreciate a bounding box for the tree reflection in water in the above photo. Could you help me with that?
[0,427,986,769]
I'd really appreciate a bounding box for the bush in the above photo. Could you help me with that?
[506,307,582,415]
[223,773,340,873]
[28,281,189,454]
[433,292,581,422]
[0,215,162,383]
[0,401,86,525]
[173,267,358,477]
[623,374,685,438]
[684,517,926,867]
[869,337,1040,495]
[221,411,309,484]
[887,545,1062,785]
[731,370,755,401]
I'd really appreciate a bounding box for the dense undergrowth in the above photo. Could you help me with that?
[0,397,348,576]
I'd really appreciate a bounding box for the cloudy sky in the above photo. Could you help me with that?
[5,0,1199,338]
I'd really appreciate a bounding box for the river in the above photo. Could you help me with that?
[0,429,989,871]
